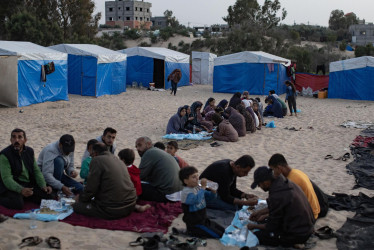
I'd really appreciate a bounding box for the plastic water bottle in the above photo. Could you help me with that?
[193,125,196,134]
[198,180,219,191]
[29,210,37,229]
[238,226,248,242]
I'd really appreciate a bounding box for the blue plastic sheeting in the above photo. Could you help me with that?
[164,61,190,89]
[346,45,354,51]
[126,56,189,89]
[67,55,126,97]
[126,56,154,87]
[18,60,68,107]
[213,63,289,95]
[329,67,374,101]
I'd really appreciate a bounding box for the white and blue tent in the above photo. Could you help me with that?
[213,51,291,95]
[0,41,68,107]
[49,44,127,97]
[329,56,374,101]
[118,47,190,89]
[192,51,217,85]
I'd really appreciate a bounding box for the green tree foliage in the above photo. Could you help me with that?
[355,44,374,57]
[223,0,286,35]
[96,32,125,50]
[329,10,358,30]
[164,10,179,28]
[2,0,100,45]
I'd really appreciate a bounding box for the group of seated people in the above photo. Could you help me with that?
[166,91,266,142]
[0,126,326,248]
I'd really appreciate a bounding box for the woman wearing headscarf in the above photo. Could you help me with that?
[237,103,256,133]
[167,69,182,96]
[203,97,216,116]
[166,106,189,134]
[228,92,242,109]
[211,113,238,142]
[226,107,246,137]
[217,99,229,119]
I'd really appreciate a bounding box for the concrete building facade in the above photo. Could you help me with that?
[349,22,374,46]
[151,16,168,29]
[105,0,152,29]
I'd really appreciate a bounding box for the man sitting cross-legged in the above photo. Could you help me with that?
[0,128,53,209]
[135,136,182,202]
[73,143,137,219]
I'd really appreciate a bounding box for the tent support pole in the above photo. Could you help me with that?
[263,64,266,95]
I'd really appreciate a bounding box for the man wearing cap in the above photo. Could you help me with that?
[199,155,258,211]
[81,127,117,163]
[248,166,315,247]
[37,134,83,196]
[0,128,53,209]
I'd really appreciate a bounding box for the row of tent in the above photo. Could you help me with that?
[0,40,373,107]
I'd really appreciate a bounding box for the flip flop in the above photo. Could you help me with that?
[210,142,222,147]
[129,237,147,246]
[315,226,336,240]
[18,236,43,249]
[324,155,333,160]
[46,236,61,249]
[342,153,350,161]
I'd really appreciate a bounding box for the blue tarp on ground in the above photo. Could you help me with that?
[213,51,291,95]
[118,47,190,89]
[0,41,68,107]
[329,56,374,101]
[50,44,127,97]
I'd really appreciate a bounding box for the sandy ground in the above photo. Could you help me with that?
[0,84,373,249]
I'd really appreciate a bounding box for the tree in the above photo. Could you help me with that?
[329,10,358,30]
[164,10,179,28]
[223,0,287,35]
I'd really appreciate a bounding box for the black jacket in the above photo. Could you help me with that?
[266,175,315,237]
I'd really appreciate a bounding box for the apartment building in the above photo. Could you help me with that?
[105,0,152,29]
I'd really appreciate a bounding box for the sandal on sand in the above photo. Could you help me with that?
[324,155,333,160]
[129,237,147,246]
[315,226,336,240]
[18,236,43,249]
[46,236,61,249]
[342,152,350,161]
[210,142,222,147]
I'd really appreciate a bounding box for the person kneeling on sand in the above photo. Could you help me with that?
[136,137,182,202]
[73,143,137,219]
[80,139,98,184]
[118,148,151,212]
[0,128,53,209]
[211,113,238,142]
[199,155,258,211]
[248,166,315,248]
[180,166,225,238]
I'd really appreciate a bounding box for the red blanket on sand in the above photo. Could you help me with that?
[0,201,182,233]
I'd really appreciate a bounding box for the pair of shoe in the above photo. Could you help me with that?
[210,142,222,147]
[315,226,336,240]
[324,153,350,161]
[18,236,60,249]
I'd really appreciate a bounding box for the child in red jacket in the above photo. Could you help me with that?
[118,149,150,212]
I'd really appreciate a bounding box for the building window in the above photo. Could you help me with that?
[147,9,149,13]
[140,17,143,21]
[135,7,138,11]
[118,7,121,10]
[135,17,138,20]
[126,17,130,20]
[109,8,113,12]
[158,22,162,25]
[140,8,143,11]
[360,31,366,35]
[126,7,130,11]
[109,17,113,21]
[119,16,121,19]
[147,18,149,21]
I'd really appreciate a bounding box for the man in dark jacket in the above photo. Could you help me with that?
[73,143,137,220]
[199,155,258,211]
[0,128,52,209]
[248,166,315,247]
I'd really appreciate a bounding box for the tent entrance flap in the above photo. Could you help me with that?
[153,59,165,88]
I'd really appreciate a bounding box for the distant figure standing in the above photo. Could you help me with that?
[168,69,182,96]
[285,80,297,116]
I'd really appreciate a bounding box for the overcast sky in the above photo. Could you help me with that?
[94,0,374,27]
